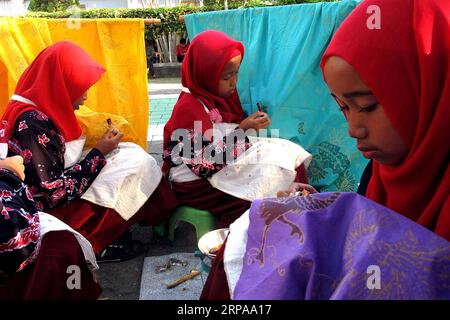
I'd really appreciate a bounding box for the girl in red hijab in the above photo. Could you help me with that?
[201,0,450,300]
[1,41,178,262]
[163,30,274,227]
[319,0,450,241]
[0,41,117,210]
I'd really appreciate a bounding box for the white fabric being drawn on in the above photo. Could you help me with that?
[208,123,312,201]
[80,142,162,221]
[38,212,98,269]
[64,139,161,220]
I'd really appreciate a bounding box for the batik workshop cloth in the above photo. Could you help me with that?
[227,192,450,299]
[64,139,163,221]
[209,135,312,201]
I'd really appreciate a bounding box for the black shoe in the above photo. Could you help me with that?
[96,239,144,263]
[152,233,173,246]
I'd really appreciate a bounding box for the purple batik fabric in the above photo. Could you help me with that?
[233,192,450,300]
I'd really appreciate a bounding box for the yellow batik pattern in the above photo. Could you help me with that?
[0,17,148,149]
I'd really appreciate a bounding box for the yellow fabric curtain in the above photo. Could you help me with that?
[0,17,148,149]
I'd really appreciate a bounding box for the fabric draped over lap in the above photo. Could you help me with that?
[223,209,250,298]
[226,192,450,300]
[81,143,162,221]
[0,17,148,149]
[66,139,162,221]
[208,134,312,201]
[37,212,98,269]
[184,1,365,192]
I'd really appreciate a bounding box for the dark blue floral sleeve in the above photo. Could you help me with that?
[0,168,40,277]
[8,110,106,211]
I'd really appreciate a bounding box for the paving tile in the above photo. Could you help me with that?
[98,78,185,300]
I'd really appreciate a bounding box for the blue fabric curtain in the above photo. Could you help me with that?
[185,1,367,192]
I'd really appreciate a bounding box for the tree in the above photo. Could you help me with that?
[28,0,80,12]
[203,0,338,9]
[276,0,338,4]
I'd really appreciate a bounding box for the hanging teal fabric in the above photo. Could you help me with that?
[184,1,366,192]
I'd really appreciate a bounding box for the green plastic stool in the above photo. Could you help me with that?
[168,206,216,242]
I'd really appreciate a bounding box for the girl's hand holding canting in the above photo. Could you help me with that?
[277,182,318,198]
[239,112,271,131]
[94,127,123,156]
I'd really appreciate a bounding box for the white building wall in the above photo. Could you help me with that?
[0,0,26,16]
[80,0,182,9]
[79,0,129,9]
[14,0,192,13]
[155,0,181,8]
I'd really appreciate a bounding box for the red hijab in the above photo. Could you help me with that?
[1,41,105,142]
[181,30,245,123]
[321,0,450,240]
[164,31,245,146]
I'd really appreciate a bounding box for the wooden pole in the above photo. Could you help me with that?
[166,270,201,289]
[144,18,161,25]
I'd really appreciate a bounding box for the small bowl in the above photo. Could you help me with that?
[198,228,229,259]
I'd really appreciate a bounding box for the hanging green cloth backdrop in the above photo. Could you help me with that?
[184,1,367,192]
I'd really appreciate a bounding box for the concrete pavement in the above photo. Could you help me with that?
[147,78,180,165]
[97,77,205,300]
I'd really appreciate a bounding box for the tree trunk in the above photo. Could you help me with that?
[140,0,157,7]
[157,32,187,63]
[156,35,169,63]
[169,33,177,63]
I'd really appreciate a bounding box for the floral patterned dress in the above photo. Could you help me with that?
[163,107,251,179]
[163,106,253,228]
[7,110,106,212]
[0,168,40,277]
